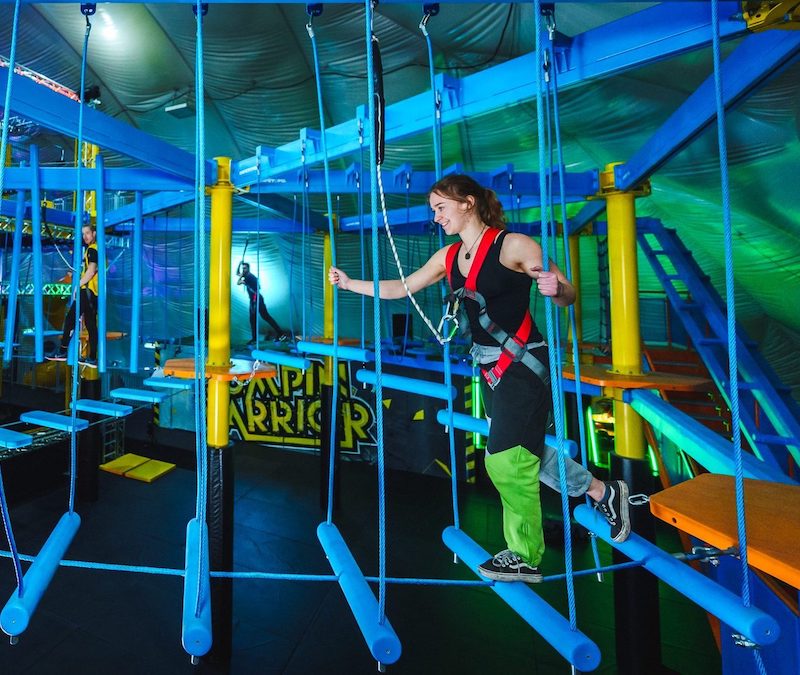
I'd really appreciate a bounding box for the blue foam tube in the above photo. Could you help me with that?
[181,518,213,657]
[1,511,81,637]
[251,349,311,371]
[297,341,374,362]
[573,505,779,646]
[356,369,456,401]
[317,522,401,665]
[442,526,601,671]
[435,410,578,458]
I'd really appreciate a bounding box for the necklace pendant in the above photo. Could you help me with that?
[465,252,471,260]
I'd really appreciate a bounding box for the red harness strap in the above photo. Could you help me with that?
[446,228,537,389]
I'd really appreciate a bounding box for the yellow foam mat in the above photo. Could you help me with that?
[124,459,176,483]
[100,453,151,476]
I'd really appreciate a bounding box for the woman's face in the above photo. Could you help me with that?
[429,191,473,235]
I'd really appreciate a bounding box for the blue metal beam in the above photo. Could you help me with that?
[232,3,745,186]
[3,167,194,192]
[570,30,800,232]
[104,191,193,228]
[111,215,302,234]
[0,70,215,182]
[0,1,725,4]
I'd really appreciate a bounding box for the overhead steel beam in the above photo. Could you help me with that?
[4,167,193,192]
[104,191,194,228]
[570,29,800,233]
[233,2,745,187]
[0,70,215,183]
[0,1,727,4]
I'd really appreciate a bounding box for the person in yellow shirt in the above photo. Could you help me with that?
[49,224,99,367]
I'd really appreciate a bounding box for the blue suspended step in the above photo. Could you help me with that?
[143,377,193,391]
[251,349,311,371]
[356,369,456,401]
[20,411,88,433]
[110,388,169,404]
[0,428,33,450]
[74,399,133,418]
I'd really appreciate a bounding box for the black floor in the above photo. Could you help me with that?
[0,440,720,674]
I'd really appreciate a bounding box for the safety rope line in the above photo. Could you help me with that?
[306,9,341,525]
[0,0,25,597]
[534,0,578,634]
[68,7,93,516]
[365,0,388,627]
[192,0,210,619]
[710,2,765,672]
[301,148,309,340]
[287,194,298,340]
[419,8,442,183]
[255,146,262,351]
[548,42,602,575]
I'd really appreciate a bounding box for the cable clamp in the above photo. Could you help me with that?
[628,493,650,506]
[731,634,759,649]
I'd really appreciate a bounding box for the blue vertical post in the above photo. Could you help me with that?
[95,155,107,373]
[182,517,213,658]
[30,146,44,362]
[129,191,143,374]
[3,189,25,363]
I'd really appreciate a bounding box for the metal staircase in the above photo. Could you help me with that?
[637,218,800,474]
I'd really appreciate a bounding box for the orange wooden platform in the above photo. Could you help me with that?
[562,364,711,392]
[163,357,277,382]
[650,473,800,589]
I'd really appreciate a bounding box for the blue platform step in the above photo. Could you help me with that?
[20,411,88,433]
[74,399,133,418]
[143,377,193,391]
[110,388,169,404]
[0,428,33,450]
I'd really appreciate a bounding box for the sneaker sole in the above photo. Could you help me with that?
[612,481,631,543]
[478,568,543,584]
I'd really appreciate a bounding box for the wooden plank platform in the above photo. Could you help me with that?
[650,473,800,589]
[562,364,711,392]
[162,357,277,382]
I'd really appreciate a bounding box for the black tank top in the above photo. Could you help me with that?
[450,230,544,346]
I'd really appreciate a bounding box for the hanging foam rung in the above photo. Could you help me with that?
[442,526,600,671]
[317,522,402,665]
[297,341,374,362]
[0,428,33,450]
[573,505,780,647]
[110,388,169,404]
[143,377,193,391]
[251,349,311,371]
[0,511,81,637]
[182,518,212,658]
[20,411,88,433]
[435,410,577,458]
[356,369,456,401]
[74,399,133,418]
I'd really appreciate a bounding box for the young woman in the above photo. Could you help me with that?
[329,174,629,582]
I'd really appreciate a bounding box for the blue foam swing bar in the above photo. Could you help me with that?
[435,410,578,458]
[296,340,374,362]
[356,369,456,401]
[573,505,779,646]
[317,522,402,665]
[442,526,601,670]
[250,348,311,371]
[181,518,213,658]
[0,511,81,637]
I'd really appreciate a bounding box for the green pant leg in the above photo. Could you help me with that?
[484,446,544,567]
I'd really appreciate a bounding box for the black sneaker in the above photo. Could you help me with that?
[47,346,68,361]
[478,549,543,583]
[278,333,290,342]
[595,480,631,543]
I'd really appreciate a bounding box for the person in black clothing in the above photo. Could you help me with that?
[329,174,631,583]
[237,262,287,344]
[50,223,99,367]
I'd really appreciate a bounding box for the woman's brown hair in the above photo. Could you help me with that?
[429,174,506,230]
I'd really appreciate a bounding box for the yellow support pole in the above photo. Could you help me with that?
[207,157,234,449]
[600,163,649,460]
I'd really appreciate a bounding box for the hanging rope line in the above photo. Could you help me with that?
[365,0,389,626]
[533,0,578,634]
[547,36,602,575]
[710,2,766,672]
[192,0,210,621]
[305,5,341,525]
